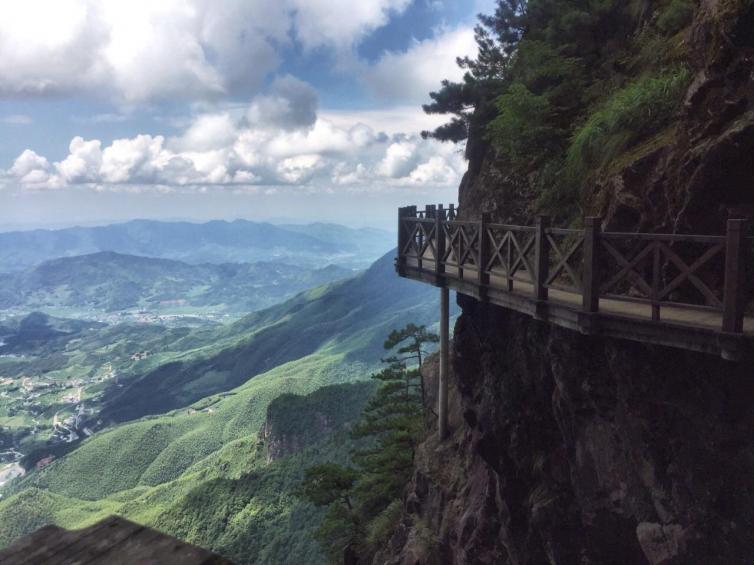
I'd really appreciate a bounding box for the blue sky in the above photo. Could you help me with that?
[0,0,493,230]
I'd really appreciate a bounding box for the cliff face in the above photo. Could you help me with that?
[386,3,754,564]
[389,302,754,564]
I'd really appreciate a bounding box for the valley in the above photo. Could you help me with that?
[0,251,355,318]
[0,243,451,563]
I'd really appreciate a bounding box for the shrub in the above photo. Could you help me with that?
[488,82,562,169]
[566,67,690,179]
[657,0,695,35]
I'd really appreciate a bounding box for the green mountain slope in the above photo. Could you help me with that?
[99,250,446,423]
[0,371,375,564]
[0,251,352,314]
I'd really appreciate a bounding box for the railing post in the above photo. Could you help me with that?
[435,204,446,282]
[582,217,601,313]
[534,216,550,302]
[722,218,748,334]
[478,212,490,301]
[418,205,432,271]
[396,206,409,275]
[448,203,456,221]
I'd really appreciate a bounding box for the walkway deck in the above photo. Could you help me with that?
[397,205,754,360]
[0,516,232,564]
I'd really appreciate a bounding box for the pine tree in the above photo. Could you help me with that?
[422,0,528,141]
[298,324,438,563]
[297,464,362,563]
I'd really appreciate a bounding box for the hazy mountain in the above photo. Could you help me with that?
[0,219,394,272]
[0,251,353,314]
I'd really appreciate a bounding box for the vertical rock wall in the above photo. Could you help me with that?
[388,296,754,564]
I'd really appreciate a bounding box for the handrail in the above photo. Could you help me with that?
[397,204,751,345]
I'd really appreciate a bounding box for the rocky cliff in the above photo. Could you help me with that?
[387,301,754,564]
[260,381,374,462]
[385,2,754,564]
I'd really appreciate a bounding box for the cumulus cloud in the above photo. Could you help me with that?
[0,0,415,103]
[363,25,478,103]
[172,113,238,152]
[4,78,466,192]
[56,137,102,182]
[9,150,61,188]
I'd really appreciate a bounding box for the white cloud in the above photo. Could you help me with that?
[291,0,412,48]
[4,80,467,193]
[363,25,477,103]
[0,0,415,103]
[9,149,61,189]
[378,140,421,178]
[100,135,172,183]
[172,113,238,152]
[56,137,102,182]
[10,150,50,178]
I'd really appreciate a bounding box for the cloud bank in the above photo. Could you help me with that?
[4,76,465,193]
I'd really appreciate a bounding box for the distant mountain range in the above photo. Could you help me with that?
[0,219,394,272]
[0,251,353,314]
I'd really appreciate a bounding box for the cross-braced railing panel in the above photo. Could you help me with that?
[599,234,726,316]
[544,228,584,293]
[485,224,536,285]
[401,218,438,261]
[443,221,481,274]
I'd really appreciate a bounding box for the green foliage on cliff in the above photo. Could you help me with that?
[567,67,691,178]
[426,0,696,219]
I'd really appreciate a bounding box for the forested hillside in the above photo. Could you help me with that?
[0,251,452,564]
[424,0,751,234]
[99,251,450,423]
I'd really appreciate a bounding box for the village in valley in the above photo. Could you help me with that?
[0,358,132,489]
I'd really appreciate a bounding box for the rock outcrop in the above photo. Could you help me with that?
[260,381,374,462]
[387,301,754,564]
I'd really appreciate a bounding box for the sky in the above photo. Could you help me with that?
[0,0,493,231]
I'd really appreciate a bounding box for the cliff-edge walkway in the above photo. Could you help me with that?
[396,204,753,436]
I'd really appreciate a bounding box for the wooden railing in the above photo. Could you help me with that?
[396,204,752,359]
